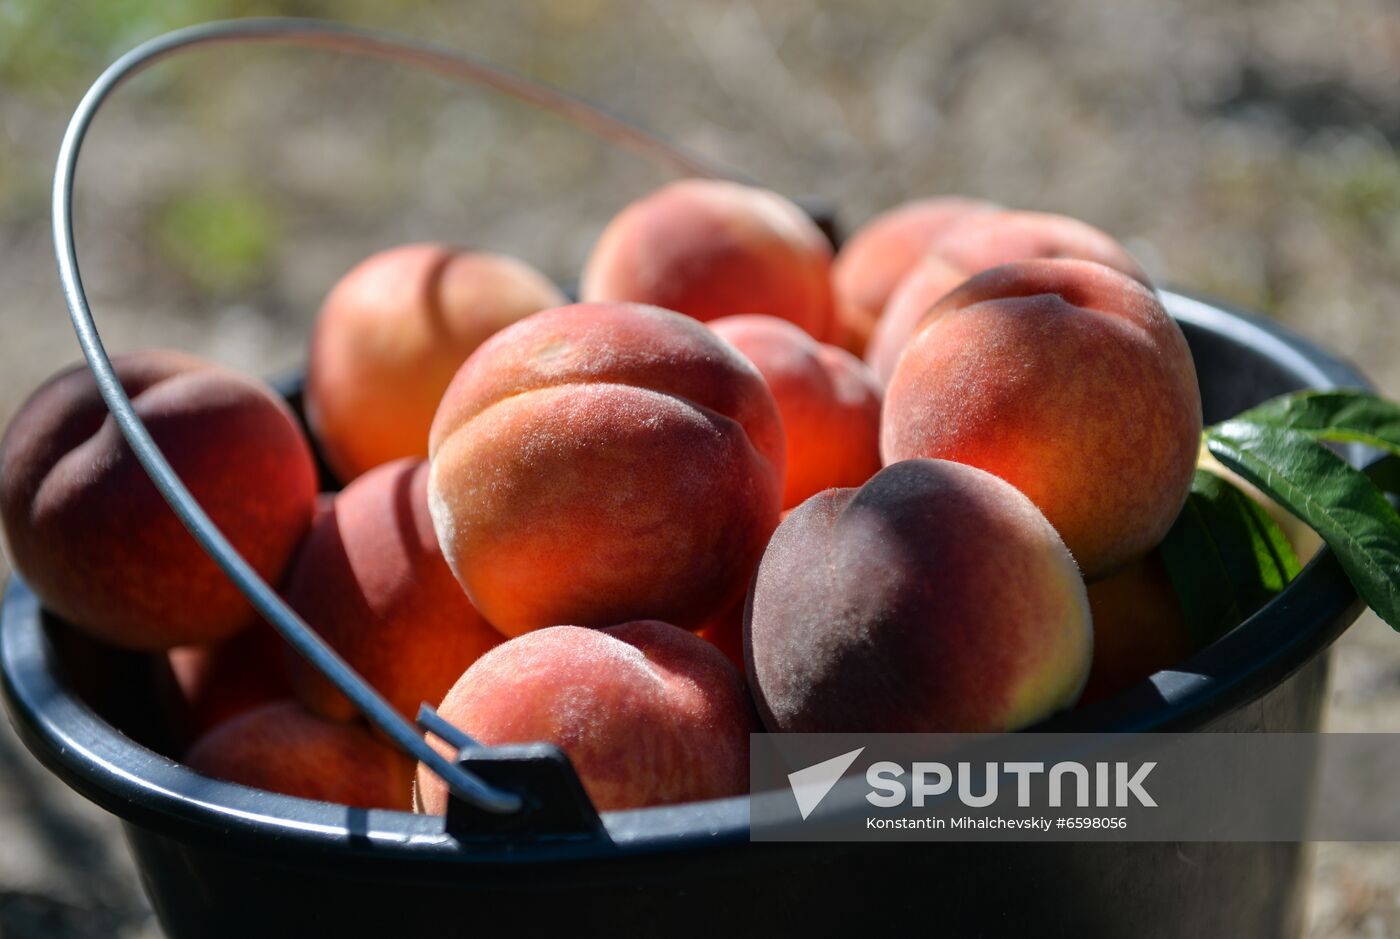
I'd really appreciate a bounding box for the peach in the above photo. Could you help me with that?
[696,599,745,675]
[1079,552,1194,706]
[710,314,882,508]
[164,622,292,739]
[831,196,997,352]
[0,350,318,650]
[428,302,784,636]
[306,245,565,482]
[415,621,754,813]
[185,700,413,809]
[928,209,1151,287]
[864,210,1150,385]
[580,179,834,339]
[282,458,503,723]
[882,259,1201,579]
[863,254,968,386]
[746,459,1092,733]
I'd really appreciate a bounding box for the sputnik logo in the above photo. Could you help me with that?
[787,747,865,820]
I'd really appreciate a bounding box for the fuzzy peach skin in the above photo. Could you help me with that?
[0,350,318,650]
[164,621,293,740]
[865,210,1149,386]
[882,259,1202,579]
[1078,552,1194,706]
[415,621,755,813]
[863,255,968,386]
[580,179,834,339]
[929,209,1151,287]
[306,244,565,482]
[746,459,1092,733]
[185,701,413,809]
[830,196,997,353]
[710,314,882,508]
[427,302,785,636]
[283,458,503,722]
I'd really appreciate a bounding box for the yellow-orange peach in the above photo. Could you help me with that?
[185,701,413,809]
[1079,552,1194,706]
[581,179,834,338]
[427,302,784,636]
[711,314,882,508]
[306,245,565,482]
[831,196,997,352]
[746,459,1092,733]
[0,351,318,650]
[415,621,754,813]
[882,260,1201,579]
[283,458,503,723]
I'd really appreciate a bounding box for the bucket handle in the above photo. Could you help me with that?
[51,17,739,821]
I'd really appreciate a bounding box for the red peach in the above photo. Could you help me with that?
[1079,553,1194,706]
[881,259,1201,579]
[282,458,504,723]
[415,621,754,813]
[863,255,968,386]
[581,179,834,338]
[185,701,413,809]
[427,302,784,636]
[831,196,997,352]
[711,314,882,508]
[928,209,1151,287]
[0,350,318,650]
[746,459,1093,733]
[164,622,292,739]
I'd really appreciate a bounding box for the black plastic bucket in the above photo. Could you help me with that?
[0,290,1370,938]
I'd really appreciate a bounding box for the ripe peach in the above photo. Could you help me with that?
[863,254,968,386]
[1079,552,1194,706]
[928,209,1151,287]
[831,196,996,352]
[882,259,1201,579]
[0,350,318,650]
[710,314,882,508]
[185,701,413,809]
[164,622,292,739]
[580,180,834,338]
[746,459,1092,733]
[282,459,503,723]
[428,302,784,636]
[696,599,745,675]
[415,621,754,813]
[306,245,565,482]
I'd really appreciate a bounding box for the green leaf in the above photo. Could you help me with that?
[1204,420,1400,630]
[1235,389,1400,457]
[1159,469,1303,646]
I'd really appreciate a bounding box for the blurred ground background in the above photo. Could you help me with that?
[0,0,1398,935]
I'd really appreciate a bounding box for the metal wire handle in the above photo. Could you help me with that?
[51,17,741,816]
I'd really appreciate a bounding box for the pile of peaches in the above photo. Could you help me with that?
[0,180,1214,813]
